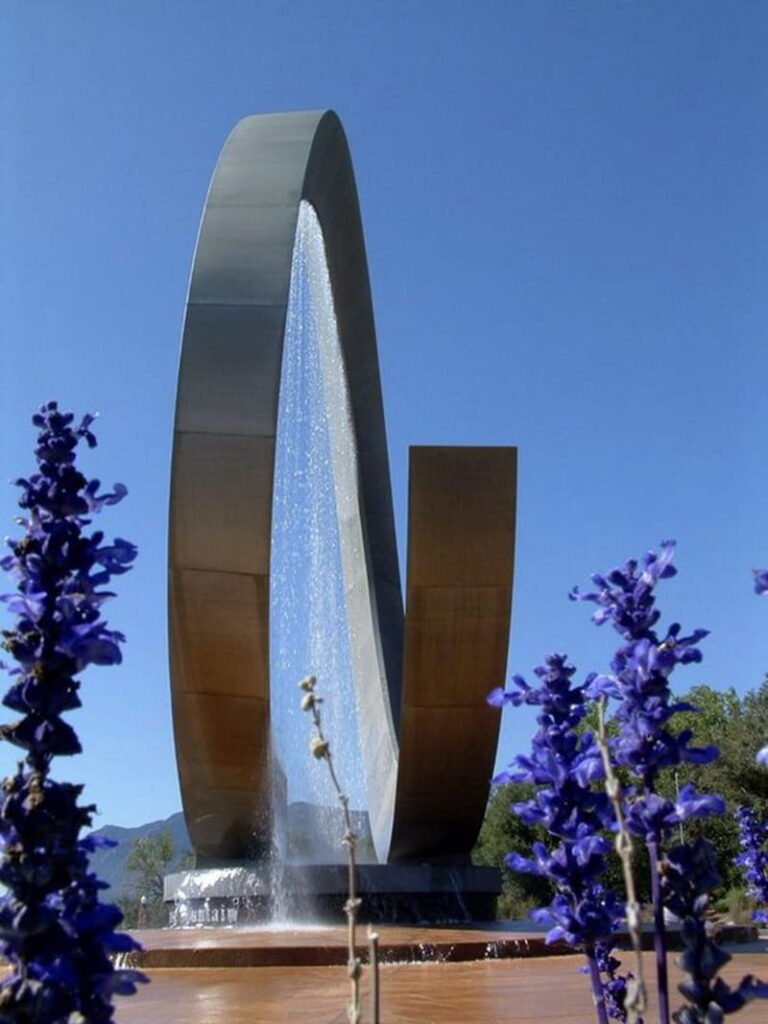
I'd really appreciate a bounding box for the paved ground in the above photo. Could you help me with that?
[114,929,768,1023]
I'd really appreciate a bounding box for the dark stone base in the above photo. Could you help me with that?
[164,863,500,926]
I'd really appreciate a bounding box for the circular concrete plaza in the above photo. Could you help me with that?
[116,927,768,1024]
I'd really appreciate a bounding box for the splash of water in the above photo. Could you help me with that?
[269,200,376,869]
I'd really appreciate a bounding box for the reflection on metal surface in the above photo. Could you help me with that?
[169,110,517,871]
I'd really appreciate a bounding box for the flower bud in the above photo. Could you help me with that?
[310,737,329,759]
[298,675,316,692]
[348,957,362,980]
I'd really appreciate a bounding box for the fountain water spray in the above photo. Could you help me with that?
[269,201,375,878]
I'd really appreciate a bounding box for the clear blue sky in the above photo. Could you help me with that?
[1,2,767,828]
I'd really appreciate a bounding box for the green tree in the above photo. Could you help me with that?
[122,830,192,928]
[721,679,768,808]
[126,831,173,904]
[583,682,767,895]
[478,682,768,921]
[658,680,768,810]
[659,681,768,894]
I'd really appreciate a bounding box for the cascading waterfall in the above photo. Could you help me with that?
[269,200,376,891]
[168,201,379,929]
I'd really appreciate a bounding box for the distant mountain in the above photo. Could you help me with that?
[87,811,191,899]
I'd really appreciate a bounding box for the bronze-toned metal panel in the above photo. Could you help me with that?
[174,693,271,860]
[175,787,271,862]
[173,692,268,771]
[170,433,274,576]
[169,569,269,699]
[389,447,517,862]
[400,585,512,707]
[406,448,518,588]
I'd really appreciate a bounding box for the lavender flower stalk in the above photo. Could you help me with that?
[572,541,724,1024]
[735,806,768,925]
[663,838,768,1022]
[0,402,145,1022]
[490,654,625,1024]
[751,570,768,764]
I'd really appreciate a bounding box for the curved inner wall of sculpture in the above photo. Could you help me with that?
[168,109,517,872]
[270,200,380,863]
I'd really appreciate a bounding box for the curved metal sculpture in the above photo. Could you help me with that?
[169,110,516,866]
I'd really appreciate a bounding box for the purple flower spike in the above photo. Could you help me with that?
[570,540,678,641]
[0,403,146,1020]
[751,577,768,761]
[573,543,716,826]
[624,785,725,842]
[664,838,768,1019]
[573,542,740,1024]
[491,654,621,1024]
[735,806,768,925]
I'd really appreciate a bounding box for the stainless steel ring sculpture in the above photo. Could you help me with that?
[169,110,517,864]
